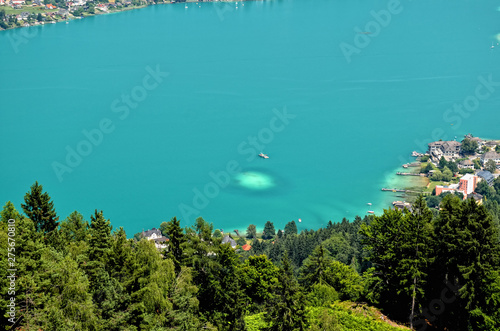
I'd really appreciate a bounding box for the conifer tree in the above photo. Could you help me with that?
[284,220,298,236]
[60,211,89,243]
[21,181,58,233]
[246,224,257,239]
[88,210,112,264]
[298,245,331,289]
[262,221,276,239]
[108,227,134,283]
[266,254,306,331]
[360,207,426,320]
[402,196,434,328]
[432,196,500,329]
[164,217,186,273]
[1,201,21,223]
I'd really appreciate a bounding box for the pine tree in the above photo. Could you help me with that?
[88,210,112,264]
[164,217,186,273]
[431,195,500,329]
[402,196,434,329]
[266,254,306,331]
[360,207,425,320]
[246,224,257,239]
[262,221,276,240]
[298,245,331,289]
[1,209,46,330]
[284,221,298,236]
[60,211,89,243]
[21,181,58,234]
[108,227,135,283]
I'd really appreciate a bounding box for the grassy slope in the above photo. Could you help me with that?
[245,302,410,331]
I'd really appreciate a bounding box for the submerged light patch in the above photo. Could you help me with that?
[233,171,275,190]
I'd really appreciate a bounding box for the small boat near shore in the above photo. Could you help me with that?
[367,210,375,214]
[258,153,269,159]
[367,202,372,206]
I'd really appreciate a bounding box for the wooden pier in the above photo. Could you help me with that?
[396,172,427,177]
[381,188,430,195]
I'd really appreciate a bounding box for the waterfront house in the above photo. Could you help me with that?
[480,151,500,168]
[459,159,474,170]
[435,184,459,196]
[458,174,478,198]
[222,235,237,249]
[45,3,57,9]
[142,227,169,250]
[428,140,461,161]
[392,201,412,212]
[434,174,478,200]
[477,170,494,186]
[143,227,162,240]
[58,8,69,16]
[467,192,483,204]
[485,141,498,148]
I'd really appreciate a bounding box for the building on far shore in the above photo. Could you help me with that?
[480,151,500,169]
[458,174,478,197]
[142,228,169,250]
[477,170,495,186]
[222,235,237,249]
[435,174,478,199]
[467,192,484,204]
[428,140,462,161]
[435,183,460,196]
[392,201,412,212]
[458,159,474,170]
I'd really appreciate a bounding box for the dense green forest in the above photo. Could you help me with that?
[1,182,500,330]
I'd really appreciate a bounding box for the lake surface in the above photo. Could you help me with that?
[1,0,499,236]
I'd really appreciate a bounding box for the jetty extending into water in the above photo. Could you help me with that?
[381,188,430,195]
[396,172,427,177]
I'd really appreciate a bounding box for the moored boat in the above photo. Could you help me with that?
[258,153,269,159]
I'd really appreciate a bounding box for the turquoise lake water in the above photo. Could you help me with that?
[1,0,499,236]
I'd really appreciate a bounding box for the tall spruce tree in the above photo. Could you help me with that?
[360,203,433,322]
[88,210,112,264]
[164,217,186,273]
[298,245,331,289]
[400,196,434,328]
[266,254,306,331]
[60,211,89,243]
[262,221,276,240]
[21,181,58,234]
[432,195,500,330]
